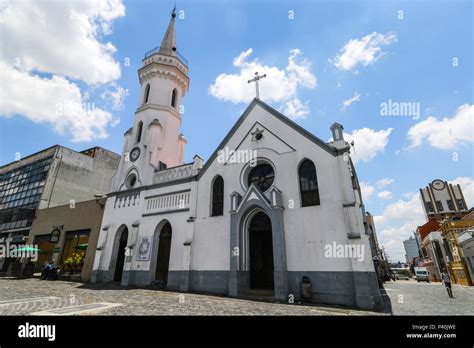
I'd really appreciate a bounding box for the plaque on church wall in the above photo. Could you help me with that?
[49,228,61,243]
[136,236,151,261]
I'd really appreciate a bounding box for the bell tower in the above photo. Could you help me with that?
[113,8,190,191]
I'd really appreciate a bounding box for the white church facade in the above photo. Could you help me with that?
[91,10,383,311]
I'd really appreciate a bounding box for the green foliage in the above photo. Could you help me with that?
[397,269,411,277]
[64,253,85,266]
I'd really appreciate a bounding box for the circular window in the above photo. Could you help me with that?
[247,163,275,192]
[126,173,137,188]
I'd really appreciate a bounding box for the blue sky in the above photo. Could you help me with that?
[0,0,472,261]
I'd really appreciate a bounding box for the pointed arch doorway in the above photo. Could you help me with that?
[230,198,288,301]
[248,211,274,290]
[114,226,128,282]
[155,222,172,283]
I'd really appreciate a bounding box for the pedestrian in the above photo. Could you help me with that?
[40,261,51,280]
[441,270,453,298]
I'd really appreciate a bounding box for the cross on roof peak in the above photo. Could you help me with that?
[247,72,267,99]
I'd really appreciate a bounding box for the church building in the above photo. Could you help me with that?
[91,9,383,311]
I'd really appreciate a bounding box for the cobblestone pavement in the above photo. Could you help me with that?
[0,277,383,316]
[382,279,474,315]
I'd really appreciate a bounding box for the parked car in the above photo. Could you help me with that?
[414,267,430,283]
[396,274,410,280]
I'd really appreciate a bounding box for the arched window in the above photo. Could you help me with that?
[144,84,150,104]
[171,88,177,108]
[211,175,224,216]
[299,159,320,207]
[136,121,143,143]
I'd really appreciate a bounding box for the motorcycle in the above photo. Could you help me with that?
[41,265,61,280]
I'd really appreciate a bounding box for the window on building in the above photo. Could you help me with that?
[60,230,90,273]
[158,161,167,171]
[457,199,465,210]
[426,202,434,213]
[136,121,143,143]
[436,201,444,212]
[447,199,455,211]
[144,84,151,104]
[126,173,137,188]
[446,199,456,210]
[0,156,52,232]
[171,88,177,108]
[299,159,320,207]
[211,175,224,216]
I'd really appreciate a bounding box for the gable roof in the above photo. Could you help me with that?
[197,98,339,179]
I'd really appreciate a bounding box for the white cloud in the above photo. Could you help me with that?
[0,0,124,84]
[377,223,417,263]
[331,31,397,71]
[0,62,118,142]
[342,127,393,163]
[209,48,316,120]
[281,98,310,119]
[377,191,392,200]
[375,193,424,230]
[101,82,129,110]
[359,182,375,202]
[341,92,361,111]
[376,178,394,188]
[424,106,435,115]
[374,193,425,262]
[0,0,125,142]
[407,104,474,150]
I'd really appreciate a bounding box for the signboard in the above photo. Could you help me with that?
[136,236,151,261]
[458,231,472,244]
[50,229,61,243]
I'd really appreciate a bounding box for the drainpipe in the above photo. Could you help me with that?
[47,151,63,208]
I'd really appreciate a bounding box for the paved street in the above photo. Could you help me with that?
[0,277,471,316]
[382,279,474,315]
[0,277,381,316]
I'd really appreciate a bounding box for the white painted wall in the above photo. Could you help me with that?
[94,102,376,280]
[93,180,193,274]
[193,103,374,273]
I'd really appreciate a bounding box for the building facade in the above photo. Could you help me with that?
[441,211,474,286]
[403,236,419,263]
[458,228,474,282]
[91,10,383,311]
[419,231,448,282]
[366,212,384,285]
[420,179,469,222]
[27,199,107,281]
[412,180,472,283]
[0,146,120,275]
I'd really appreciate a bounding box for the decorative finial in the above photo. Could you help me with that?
[171,2,176,18]
[247,71,267,99]
[251,128,264,142]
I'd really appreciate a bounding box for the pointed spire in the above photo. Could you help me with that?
[159,7,177,56]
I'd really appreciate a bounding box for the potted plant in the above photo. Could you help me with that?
[63,257,73,273]
[72,253,85,273]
